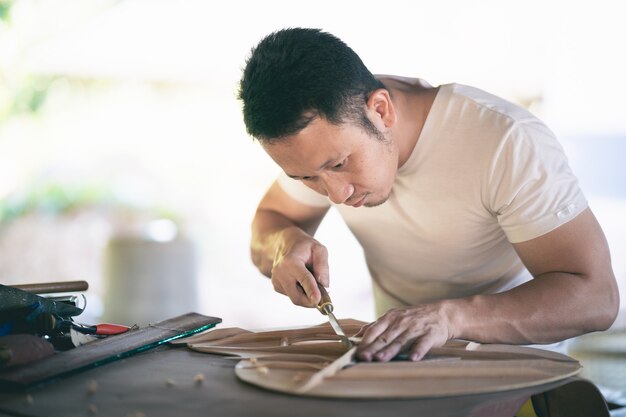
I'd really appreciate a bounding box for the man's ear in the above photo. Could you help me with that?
[366,89,396,128]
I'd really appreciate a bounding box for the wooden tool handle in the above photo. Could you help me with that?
[10,280,89,294]
[316,283,333,315]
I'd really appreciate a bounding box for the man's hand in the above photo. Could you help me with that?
[251,180,331,307]
[355,303,452,362]
[269,226,329,307]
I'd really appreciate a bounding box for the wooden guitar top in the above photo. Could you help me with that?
[183,319,581,399]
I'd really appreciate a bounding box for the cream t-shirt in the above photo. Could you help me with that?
[277,78,587,317]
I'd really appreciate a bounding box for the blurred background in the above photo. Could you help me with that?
[1,0,624,333]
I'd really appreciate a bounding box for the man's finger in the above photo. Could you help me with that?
[354,324,370,338]
[373,339,405,362]
[296,271,321,306]
[408,332,439,361]
[356,321,395,361]
[311,244,330,288]
[358,318,390,346]
[287,280,316,307]
[360,327,405,359]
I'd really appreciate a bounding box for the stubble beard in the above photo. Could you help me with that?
[363,191,392,208]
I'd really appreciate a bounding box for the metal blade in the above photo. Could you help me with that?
[327,311,352,348]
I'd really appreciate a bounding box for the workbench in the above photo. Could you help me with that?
[0,343,580,417]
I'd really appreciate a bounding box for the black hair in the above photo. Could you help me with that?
[238,28,385,142]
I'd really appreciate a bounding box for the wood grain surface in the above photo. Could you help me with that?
[185,319,581,399]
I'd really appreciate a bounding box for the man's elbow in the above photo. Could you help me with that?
[597,290,620,331]
[589,274,620,332]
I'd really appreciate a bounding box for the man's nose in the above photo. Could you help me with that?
[323,176,353,204]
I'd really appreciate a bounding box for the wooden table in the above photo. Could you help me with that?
[0,344,581,417]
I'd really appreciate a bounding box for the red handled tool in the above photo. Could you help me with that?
[70,322,130,335]
[51,316,130,336]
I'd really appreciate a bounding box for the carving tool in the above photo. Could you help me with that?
[316,284,353,348]
[53,316,130,336]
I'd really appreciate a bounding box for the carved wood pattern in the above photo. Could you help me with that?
[184,319,581,398]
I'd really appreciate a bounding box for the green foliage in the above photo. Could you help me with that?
[0,0,52,123]
[10,76,54,115]
[0,180,181,226]
[0,0,13,22]
[0,182,115,223]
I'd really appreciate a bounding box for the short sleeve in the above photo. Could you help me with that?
[487,121,588,243]
[276,172,331,208]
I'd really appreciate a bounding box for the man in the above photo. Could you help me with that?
[238,28,619,363]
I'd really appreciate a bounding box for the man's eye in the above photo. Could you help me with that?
[301,176,313,181]
[333,160,345,169]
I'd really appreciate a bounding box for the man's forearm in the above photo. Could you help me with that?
[446,270,619,345]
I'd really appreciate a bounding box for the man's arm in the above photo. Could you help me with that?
[452,207,619,342]
[251,180,330,307]
[356,208,619,361]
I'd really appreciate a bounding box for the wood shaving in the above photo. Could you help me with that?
[87,380,98,395]
[256,366,269,374]
[249,357,258,365]
[465,342,481,351]
[193,373,205,385]
[279,337,289,347]
[25,394,34,405]
[88,404,98,415]
[165,378,177,387]
[296,346,356,393]
[126,412,146,417]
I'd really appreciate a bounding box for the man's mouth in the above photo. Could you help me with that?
[348,194,367,207]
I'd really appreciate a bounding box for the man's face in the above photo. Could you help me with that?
[262,116,399,208]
